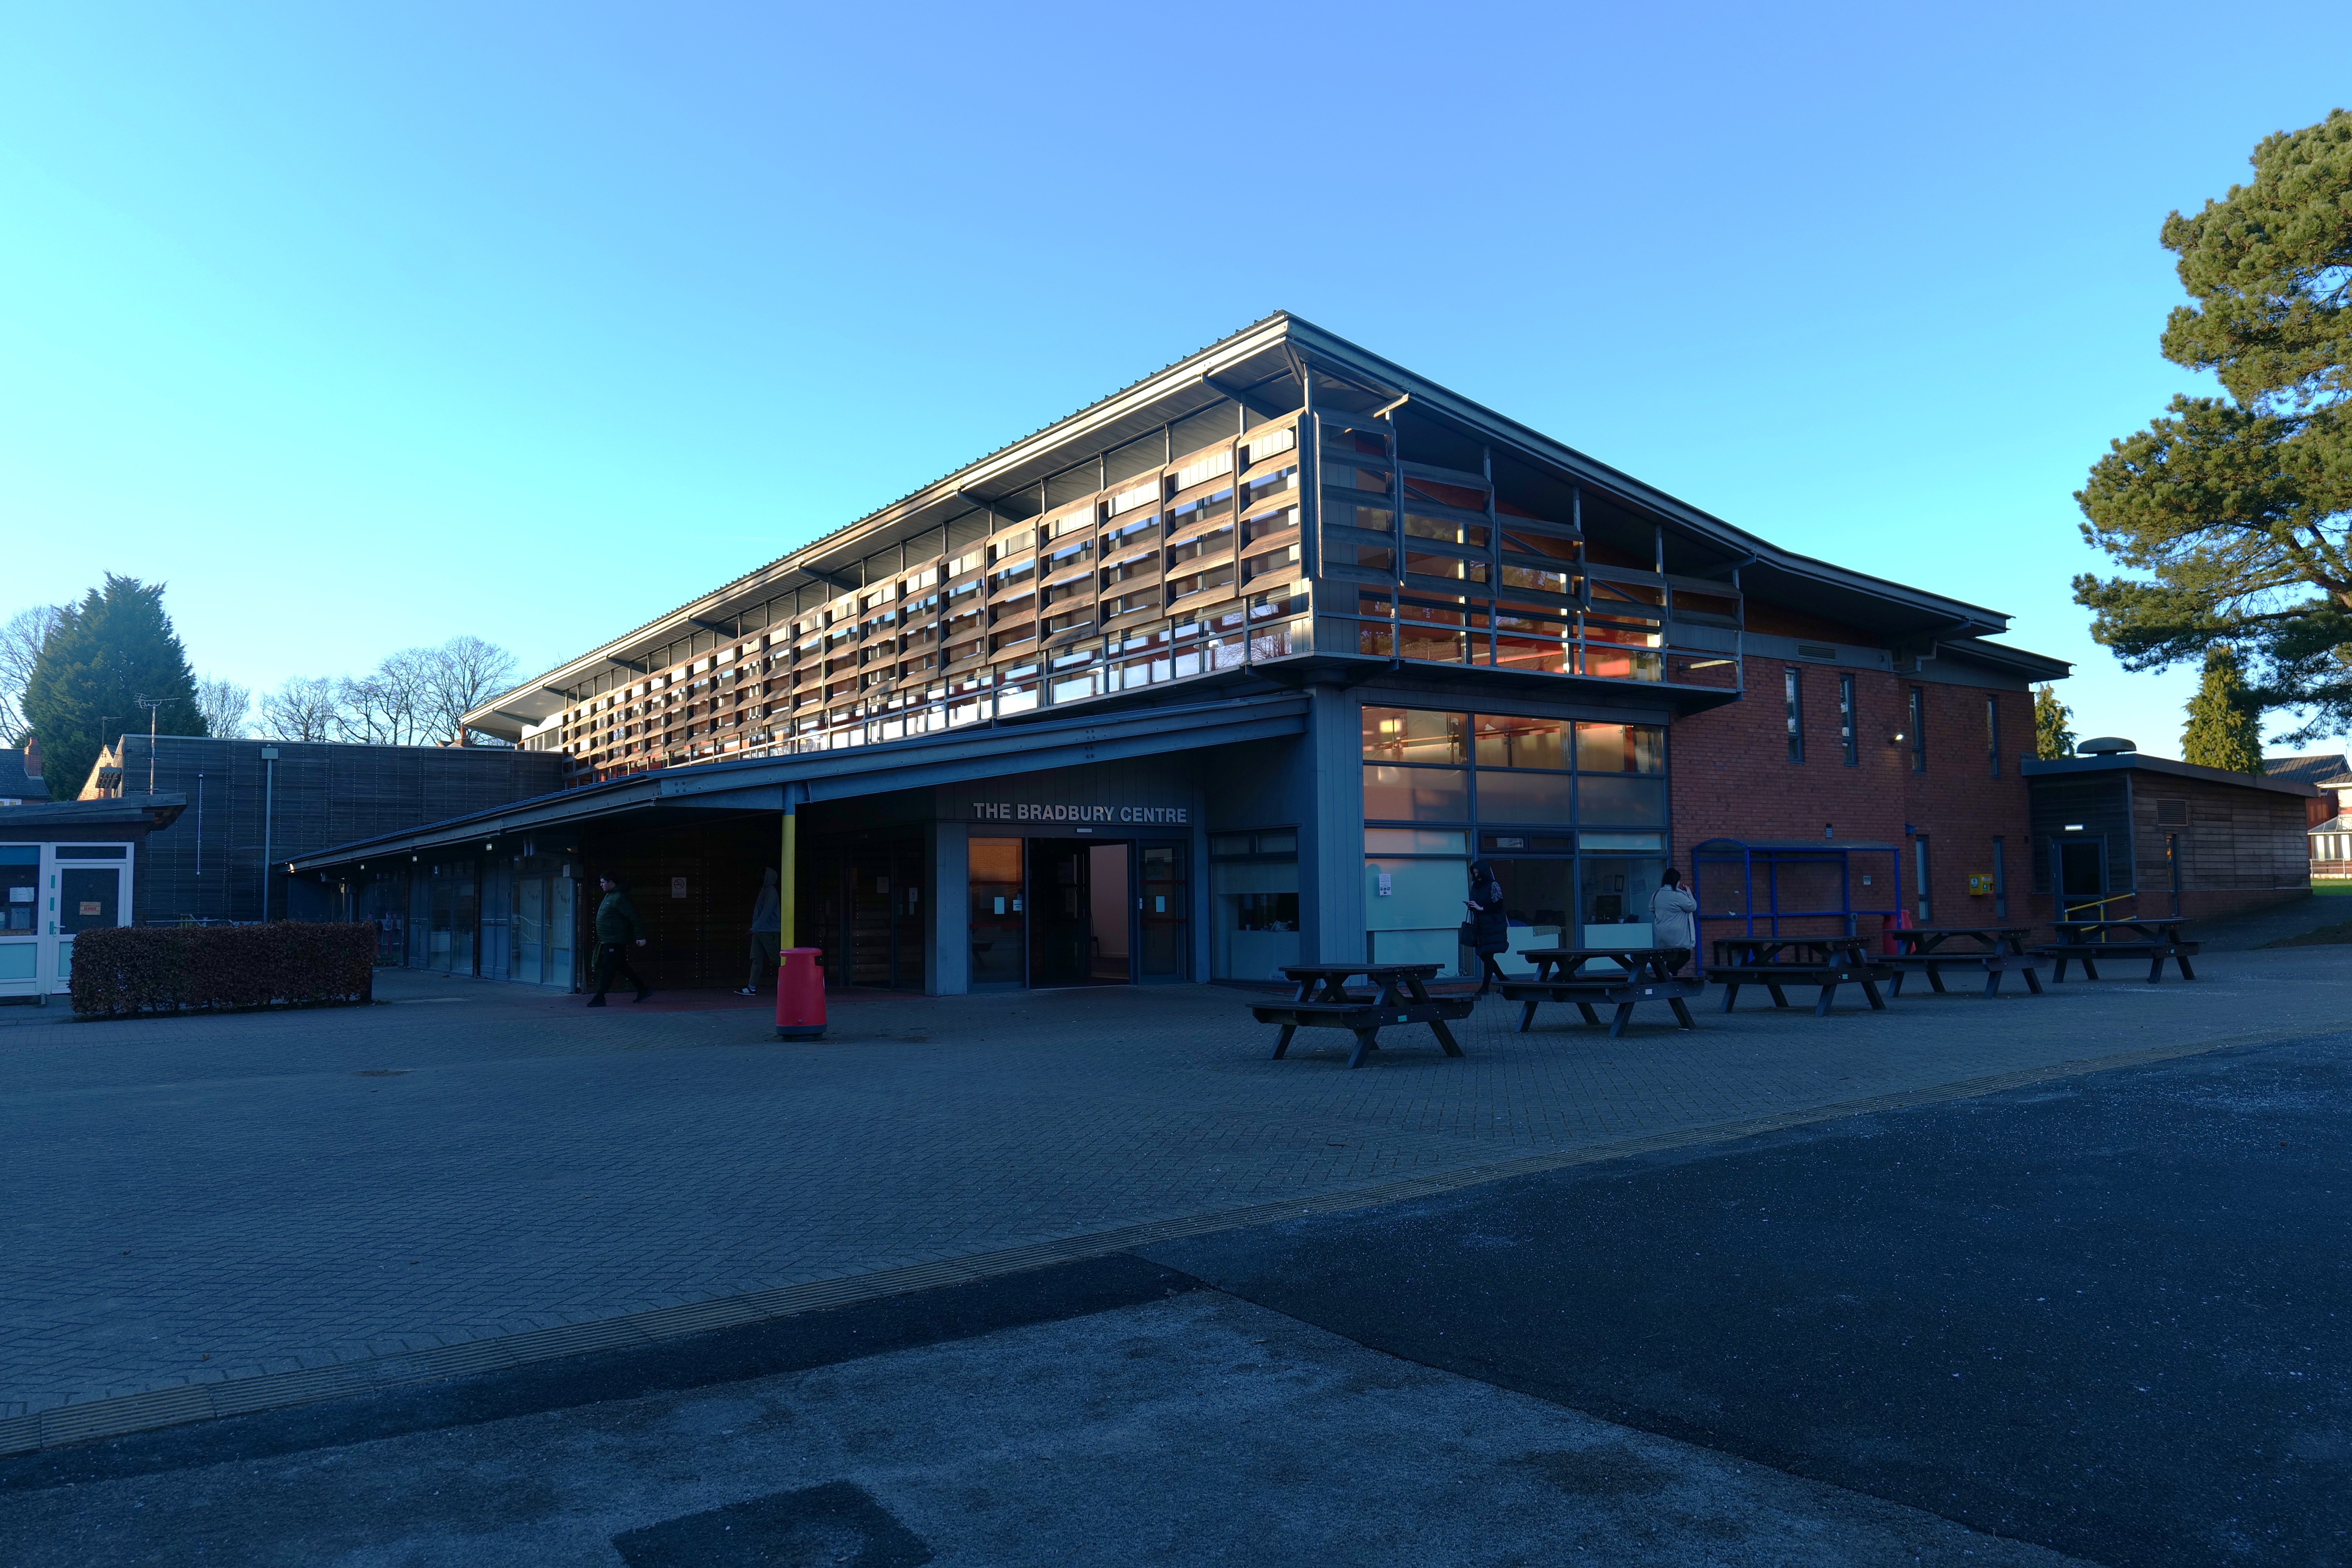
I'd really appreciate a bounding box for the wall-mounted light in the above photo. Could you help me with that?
[2063,824,2085,832]
[1888,730,1907,746]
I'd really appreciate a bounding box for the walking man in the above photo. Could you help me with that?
[588,873,653,1006]
[738,867,780,996]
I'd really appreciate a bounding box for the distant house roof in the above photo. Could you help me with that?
[2263,753,2349,787]
[0,748,43,800]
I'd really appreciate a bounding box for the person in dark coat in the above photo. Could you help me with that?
[588,873,653,1006]
[1464,858,1512,996]
[737,867,780,996]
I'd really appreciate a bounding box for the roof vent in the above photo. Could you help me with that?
[2078,736,2137,755]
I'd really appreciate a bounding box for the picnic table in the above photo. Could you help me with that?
[1884,926,2047,998]
[1501,947,1703,1037]
[2036,918,2200,984]
[1254,962,1472,1069]
[1705,936,1894,1015]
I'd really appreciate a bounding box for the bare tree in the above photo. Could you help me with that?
[0,603,64,744]
[423,635,518,744]
[260,676,340,741]
[194,676,252,739]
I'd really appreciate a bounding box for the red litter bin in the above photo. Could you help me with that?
[775,947,826,1040]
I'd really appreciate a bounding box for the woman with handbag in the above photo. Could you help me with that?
[1463,858,1512,997]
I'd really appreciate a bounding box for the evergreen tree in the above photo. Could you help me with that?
[2181,646,2267,772]
[2034,684,2076,759]
[21,575,206,799]
[2074,110,2352,744]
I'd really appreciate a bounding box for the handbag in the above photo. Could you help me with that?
[1457,920,1478,947]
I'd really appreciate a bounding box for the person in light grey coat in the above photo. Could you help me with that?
[738,867,781,996]
[1650,868,1699,975]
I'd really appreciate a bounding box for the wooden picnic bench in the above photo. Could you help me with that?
[1502,947,1704,1037]
[1705,936,1894,1015]
[1255,962,1471,1069]
[2034,919,2199,984]
[1884,926,2048,998]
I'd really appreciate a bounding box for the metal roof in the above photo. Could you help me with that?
[2022,753,2321,797]
[2263,753,2349,787]
[468,312,2041,735]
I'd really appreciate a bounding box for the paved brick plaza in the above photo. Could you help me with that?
[5,948,2349,1426]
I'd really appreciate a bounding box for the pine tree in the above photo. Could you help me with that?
[2180,646,2266,773]
[2073,111,2352,743]
[21,575,207,800]
[2033,685,2076,759]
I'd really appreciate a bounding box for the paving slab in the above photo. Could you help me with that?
[4,946,2350,1436]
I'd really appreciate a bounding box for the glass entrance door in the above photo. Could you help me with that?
[10,844,134,996]
[0,846,36,998]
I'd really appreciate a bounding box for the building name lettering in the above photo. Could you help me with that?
[971,801,1189,824]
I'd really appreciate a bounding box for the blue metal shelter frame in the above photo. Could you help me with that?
[1691,838,1903,938]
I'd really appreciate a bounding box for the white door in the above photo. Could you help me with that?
[0,846,36,998]
[44,844,134,995]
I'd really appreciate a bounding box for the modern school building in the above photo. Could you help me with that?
[292,313,2083,994]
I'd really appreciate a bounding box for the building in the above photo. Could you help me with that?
[2024,738,2315,920]
[79,735,564,930]
[0,743,44,805]
[294,313,2073,994]
[1,795,185,1002]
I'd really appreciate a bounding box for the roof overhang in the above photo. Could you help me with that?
[2021,754,2320,797]
[301,694,1308,871]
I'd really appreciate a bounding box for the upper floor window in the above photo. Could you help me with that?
[1785,668,1804,763]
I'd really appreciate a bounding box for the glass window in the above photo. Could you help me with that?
[1365,828,1469,854]
[1576,776,1667,824]
[1327,503,1395,534]
[1361,706,1468,764]
[1474,770,1573,823]
[968,837,1024,986]
[1909,687,1928,772]
[1839,673,1858,766]
[1579,831,1665,851]
[1405,552,1490,584]
[1364,766,1470,820]
[1256,830,1298,853]
[1364,855,1470,974]
[1210,856,1296,981]
[1209,835,1253,856]
[1786,667,1804,763]
[1987,694,2002,777]
[1405,513,1491,548]
[1579,857,1666,947]
[1483,858,1575,977]
[1474,714,1567,770]
[1574,722,1665,772]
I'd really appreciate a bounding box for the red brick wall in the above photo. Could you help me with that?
[1670,657,2044,940]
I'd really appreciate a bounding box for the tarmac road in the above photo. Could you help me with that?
[2,1029,2343,1564]
[1148,1029,2352,1568]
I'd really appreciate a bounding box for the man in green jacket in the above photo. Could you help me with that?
[588,873,653,1005]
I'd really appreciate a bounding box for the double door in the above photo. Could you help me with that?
[0,843,133,998]
[971,837,1187,989]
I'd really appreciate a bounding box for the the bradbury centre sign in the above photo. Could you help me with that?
[969,800,1191,825]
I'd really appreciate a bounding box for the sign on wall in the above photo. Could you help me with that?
[968,801,1191,825]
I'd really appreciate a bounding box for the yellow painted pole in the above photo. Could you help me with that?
[779,802,797,949]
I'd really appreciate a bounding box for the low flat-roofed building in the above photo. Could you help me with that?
[294,313,2072,994]
[2025,741,2316,921]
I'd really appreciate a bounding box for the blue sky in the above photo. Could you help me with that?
[3,3,2347,756]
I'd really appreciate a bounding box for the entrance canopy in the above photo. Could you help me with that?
[290,692,1306,875]
[1690,838,1902,937]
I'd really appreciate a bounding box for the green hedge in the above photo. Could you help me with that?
[70,923,377,1018]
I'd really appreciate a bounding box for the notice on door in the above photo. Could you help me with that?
[78,901,101,916]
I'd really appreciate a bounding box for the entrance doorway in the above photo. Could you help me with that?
[0,842,133,998]
[1029,838,1131,987]
[2055,835,2107,917]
